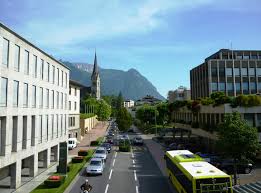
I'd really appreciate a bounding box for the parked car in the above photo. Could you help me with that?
[217,159,253,174]
[93,147,107,161]
[133,137,143,145]
[101,143,112,153]
[68,138,77,150]
[127,128,134,133]
[106,137,114,144]
[86,158,105,175]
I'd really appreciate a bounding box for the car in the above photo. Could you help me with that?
[93,147,107,161]
[133,137,143,145]
[86,158,105,175]
[106,137,114,144]
[127,128,134,133]
[217,159,253,174]
[68,138,77,150]
[101,143,112,153]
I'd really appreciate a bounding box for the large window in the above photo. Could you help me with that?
[46,89,49,108]
[32,55,37,78]
[40,87,43,108]
[47,62,50,82]
[0,78,8,107]
[51,90,54,109]
[74,101,77,111]
[241,68,248,76]
[57,68,60,86]
[234,68,240,76]
[235,82,241,91]
[243,82,249,94]
[22,116,27,149]
[61,93,63,109]
[65,73,68,88]
[249,68,255,76]
[2,38,9,67]
[52,65,55,84]
[219,66,225,77]
[32,85,36,108]
[46,115,49,141]
[227,82,233,91]
[14,45,20,71]
[226,68,233,76]
[24,50,29,75]
[250,82,256,93]
[13,81,19,107]
[23,83,28,107]
[61,70,64,87]
[257,68,261,76]
[219,82,225,91]
[39,115,43,143]
[57,91,59,109]
[40,59,44,80]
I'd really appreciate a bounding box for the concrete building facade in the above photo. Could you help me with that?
[191,49,261,99]
[168,86,191,103]
[68,80,82,141]
[0,23,69,189]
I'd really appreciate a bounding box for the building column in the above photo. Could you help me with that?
[53,145,59,162]
[43,148,51,168]
[10,160,21,189]
[29,154,38,177]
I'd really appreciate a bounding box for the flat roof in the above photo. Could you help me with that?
[180,161,228,178]
[0,22,70,70]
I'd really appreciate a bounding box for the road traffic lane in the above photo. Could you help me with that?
[69,150,115,193]
[108,151,136,193]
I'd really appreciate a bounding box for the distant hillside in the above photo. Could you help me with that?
[62,61,165,100]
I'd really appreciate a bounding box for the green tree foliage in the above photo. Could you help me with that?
[201,97,214,105]
[136,105,159,124]
[231,94,261,108]
[210,91,232,106]
[116,107,132,131]
[116,92,124,110]
[156,103,169,124]
[217,112,259,184]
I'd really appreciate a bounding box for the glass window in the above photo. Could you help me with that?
[2,38,9,67]
[65,94,67,109]
[251,55,258,59]
[52,66,55,84]
[249,68,255,76]
[234,68,240,76]
[243,82,249,91]
[219,66,225,77]
[61,71,64,87]
[47,63,50,82]
[39,115,42,143]
[57,68,59,86]
[14,45,20,71]
[13,81,19,107]
[74,102,77,110]
[40,87,43,108]
[258,83,261,92]
[46,89,49,108]
[24,50,29,75]
[211,82,218,92]
[236,55,243,59]
[0,78,8,106]
[65,73,68,88]
[241,68,248,76]
[257,68,261,76]
[250,82,256,91]
[51,90,54,109]
[211,67,217,77]
[40,59,44,80]
[32,85,36,108]
[57,92,59,109]
[61,93,63,109]
[227,83,233,91]
[32,55,37,78]
[219,82,225,91]
[226,68,233,76]
[23,83,28,107]
[235,82,241,91]
[69,101,71,110]
[243,55,250,60]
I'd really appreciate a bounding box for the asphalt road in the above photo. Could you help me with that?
[69,131,173,193]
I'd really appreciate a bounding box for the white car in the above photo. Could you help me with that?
[93,147,107,161]
[86,158,105,175]
[68,138,77,150]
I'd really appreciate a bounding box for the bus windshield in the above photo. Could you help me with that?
[196,177,231,193]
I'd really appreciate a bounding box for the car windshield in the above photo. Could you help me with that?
[90,160,102,166]
[136,137,142,140]
[68,141,73,144]
[96,150,105,154]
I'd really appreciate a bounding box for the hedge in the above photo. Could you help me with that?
[56,165,71,173]
[119,145,131,152]
[90,137,104,146]
[80,113,95,119]
[78,150,88,156]
[72,156,84,163]
[44,175,66,188]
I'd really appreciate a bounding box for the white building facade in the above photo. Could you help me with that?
[68,80,81,141]
[0,23,69,189]
[124,100,135,108]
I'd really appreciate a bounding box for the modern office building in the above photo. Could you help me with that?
[68,80,83,141]
[190,49,261,99]
[168,86,191,103]
[0,23,69,189]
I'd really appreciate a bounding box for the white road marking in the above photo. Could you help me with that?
[133,159,135,164]
[131,152,134,158]
[105,184,109,193]
[109,169,113,180]
[112,158,116,166]
[136,185,139,193]
[134,170,137,181]
[115,152,117,158]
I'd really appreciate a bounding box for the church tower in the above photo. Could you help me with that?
[91,52,101,100]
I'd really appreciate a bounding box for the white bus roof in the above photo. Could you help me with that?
[180,161,228,178]
[167,150,193,158]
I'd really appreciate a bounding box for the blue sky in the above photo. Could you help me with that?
[1,0,261,97]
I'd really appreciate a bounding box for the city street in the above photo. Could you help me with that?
[67,132,173,193]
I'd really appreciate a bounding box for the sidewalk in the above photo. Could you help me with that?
[3,121,108,193]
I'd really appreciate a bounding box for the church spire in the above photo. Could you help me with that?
[92,51,99,78]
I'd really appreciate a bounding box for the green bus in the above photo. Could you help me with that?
[165,150,233,193]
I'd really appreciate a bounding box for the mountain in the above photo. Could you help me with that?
[62,61,165,100]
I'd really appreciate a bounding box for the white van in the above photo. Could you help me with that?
[68,138,77,150]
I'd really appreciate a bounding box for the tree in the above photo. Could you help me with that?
[136,105,159,125]
[156,103,169,125]
[97,100,112,121]
[116,92,124,110]
[217,112,259,185]
[116,107,132,131]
